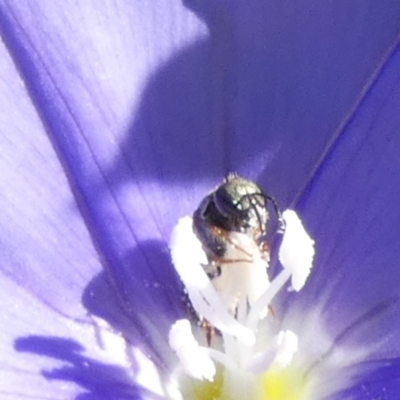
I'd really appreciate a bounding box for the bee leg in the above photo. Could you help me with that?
[200,318,216,346]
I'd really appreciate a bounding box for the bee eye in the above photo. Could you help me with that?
[212,187,242,219]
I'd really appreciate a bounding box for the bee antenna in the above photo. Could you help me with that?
[238,192,286,236]
[263,194,286,235]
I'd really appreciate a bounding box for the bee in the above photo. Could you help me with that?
[193,173,284,279]
[192,174,284,344]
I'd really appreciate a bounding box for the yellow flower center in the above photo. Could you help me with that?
[262,365,308,400]
[179,365,309,400]
[180,368,224,400]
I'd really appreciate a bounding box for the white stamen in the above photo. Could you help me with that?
[245,268,291,331]
[274,330,298,367]
[170,217,255,345]
[168,209,315,391]
[246,210,314,329]
[279,210,315,291]
[247,341,279,374]
[169,319,216,381]
[246,329,298,373]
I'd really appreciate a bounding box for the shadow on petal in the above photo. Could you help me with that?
[105,0,400,207]
[14,336,162,400]
[82,240,187,370]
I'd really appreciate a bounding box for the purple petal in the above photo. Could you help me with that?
[188,1,400,204]
[0,30,101,319]
[0,0,200,356]
[2,1,400,398]
[332,358,400,399]
[0,40,121,399]
[293,38,400,360]
[1,0,398,312]
[0,3,208,396]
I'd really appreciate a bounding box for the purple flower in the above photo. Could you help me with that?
[1,1,400,399]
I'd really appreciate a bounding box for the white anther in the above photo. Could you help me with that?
[169,319,216,381]
[279,210,315,291]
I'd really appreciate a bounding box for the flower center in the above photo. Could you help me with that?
[262,365,308,400]
[168,210,315,400]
